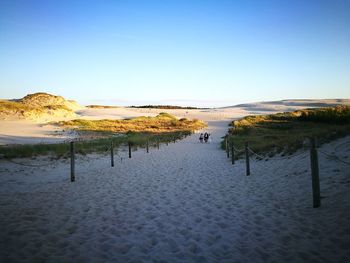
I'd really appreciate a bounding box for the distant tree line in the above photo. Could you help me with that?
[128,105,208,110]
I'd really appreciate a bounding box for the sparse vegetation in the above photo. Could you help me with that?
[0,99,74,119]
[224,106,350,157]
[0,99,33,112]
[56,113,206,133]
[0,131,190,159]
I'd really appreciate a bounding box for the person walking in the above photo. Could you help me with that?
[204,132,209,143]
[199,133,204,143]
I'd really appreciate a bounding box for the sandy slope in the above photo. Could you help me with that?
[230,99,350,112]
[0,120,78,145]
[0,117,349,262]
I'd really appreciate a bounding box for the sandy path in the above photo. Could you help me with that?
[0,120,350,262]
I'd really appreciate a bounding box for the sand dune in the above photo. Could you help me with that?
[230,99,350,112]
[0,93,83,122]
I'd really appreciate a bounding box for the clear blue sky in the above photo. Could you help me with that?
[0,0,349,107]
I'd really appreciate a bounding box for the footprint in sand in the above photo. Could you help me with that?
[115,243,133,254]
[179,228,190,240]
[165,238,180,253]
[188,242,201,254]
[195,217,202,223]
[205,234,221,246]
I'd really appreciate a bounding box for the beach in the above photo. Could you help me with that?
[1,114,349,262]
[2,0,350,260]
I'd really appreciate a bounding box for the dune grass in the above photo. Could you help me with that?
[0,99,73,118]
[0,131,191,159]
[224,105,350,158]
[56,112,206,133]
[0,100,33,112]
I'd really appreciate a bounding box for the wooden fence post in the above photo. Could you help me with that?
[245,142,250,176]
[111,140,114,167]
[309,138,321,208]
[70,141,75,182]
[157,139,160,150]
[146,140,149,153]
[231,143,235,165]
[128,142,132,158]
[226,137,230,158]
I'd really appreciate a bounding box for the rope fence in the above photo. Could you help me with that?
[318,149,350,165]
[2,133,348,209]
[224,136,350,208]
[0,134,186,182]
[4,159,57,167]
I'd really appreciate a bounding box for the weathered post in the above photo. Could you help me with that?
[146,140,149,153]
[226,137,229,158]
[70,141,75,182]
[157,139,160,150]
[231,143,235,165]
[111,140,114,167]
[309,138,321,208]
[128,141,132,158]
[245,142,250,176]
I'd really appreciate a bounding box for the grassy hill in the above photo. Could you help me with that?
[0,92,81,120]
[225,105,350,157]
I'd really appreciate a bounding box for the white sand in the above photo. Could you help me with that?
[0,115,349,262]
[0,120,79,145]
